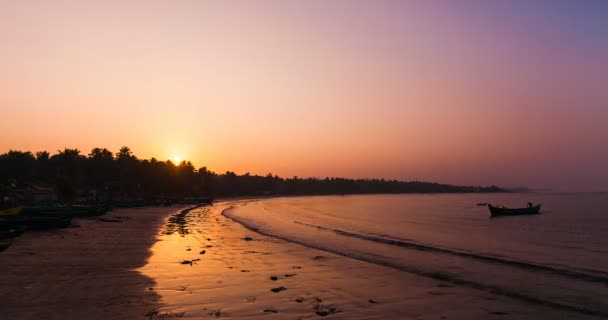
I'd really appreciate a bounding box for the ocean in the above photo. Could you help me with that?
[225,193,608,316]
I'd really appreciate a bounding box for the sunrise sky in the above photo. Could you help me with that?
[1,1,607,191]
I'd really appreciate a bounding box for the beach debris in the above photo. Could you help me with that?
[314,305,338,317]
[489,311,509,315]
[245,297,257,303]
[368,299,378,304]
[145,310,159,318]
[177,285,189,291]
[243,236,254,241]
[206,245,213,248]
[292,266,302,269]
[98,218,122,223]
[270,286,287,293]
[145,310,185,319]
[180,260,193,266]
[295,297,305,303]
[240,269,250,272]
[191,258,201,262]
[209,309,222,317]
[207,238,212,241]
[285,273,296,277]
[148,287,154,291]
[270,276,278,281]
[314,297,323,303]
[312,255,326,260]
[199,250,206,254]
[428,291,447,296]
[263,308,279,313]
[186,248,191,251]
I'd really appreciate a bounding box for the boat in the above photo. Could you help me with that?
[111,199,146,208]
[488,203,541,217]
[0,214,73,230]
[0,206,23,217]
[22,215,73,230]
[21,204,110,217]
[0,225,26,239]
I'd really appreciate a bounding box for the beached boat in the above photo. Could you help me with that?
[21,204,110,217]
[0,225,26,239]
[111,199,146,208]
[0,206,23,217]
[488,204,541,217]
[0,214,73,230]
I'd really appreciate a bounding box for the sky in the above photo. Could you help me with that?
[1,0,607,191]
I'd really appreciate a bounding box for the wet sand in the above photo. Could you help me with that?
[0,206,185,320]
[140,201,601,319]
[0,201,602,319]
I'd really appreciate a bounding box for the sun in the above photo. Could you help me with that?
[172,155,182,163]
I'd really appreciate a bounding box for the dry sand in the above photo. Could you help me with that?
[0,206,186,320]
[0,202,602,319]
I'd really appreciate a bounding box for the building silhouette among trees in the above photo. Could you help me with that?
[0,147,504,205]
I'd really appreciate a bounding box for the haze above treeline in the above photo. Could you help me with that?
[0,147,505,203]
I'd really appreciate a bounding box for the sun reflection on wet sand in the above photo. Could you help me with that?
[137,201,599,319]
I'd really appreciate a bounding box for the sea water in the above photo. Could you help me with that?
[225,193,608,316]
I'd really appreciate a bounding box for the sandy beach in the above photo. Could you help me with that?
[0,201,603,319]
[139,201,601,319]
[0,206,186,320]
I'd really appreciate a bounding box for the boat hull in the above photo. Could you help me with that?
[0,215,73,230]
[488,204,541,217]
[21,204,110,217]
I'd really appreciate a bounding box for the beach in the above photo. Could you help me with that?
[141,199,603,319]
[0,198,604,319]
[0,206,186,320]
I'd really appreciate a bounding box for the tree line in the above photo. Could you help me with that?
[0,147,505,204]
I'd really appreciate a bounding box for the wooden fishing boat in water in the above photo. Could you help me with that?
[488,203,541,217]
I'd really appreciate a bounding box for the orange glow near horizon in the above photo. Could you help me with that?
[1,1,607,191]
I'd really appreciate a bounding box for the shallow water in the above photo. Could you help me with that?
[226,193,608,316]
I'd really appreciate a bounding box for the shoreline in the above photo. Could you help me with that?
[1,199,603,319]
[140,200,602,319]
[0,206,185,320]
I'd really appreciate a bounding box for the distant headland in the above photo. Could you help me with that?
[0,147,507,205]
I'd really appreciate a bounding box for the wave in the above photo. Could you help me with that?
[293,221,608,285]
[223,206,608,317]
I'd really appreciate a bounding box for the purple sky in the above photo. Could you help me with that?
[1,1,607,191]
